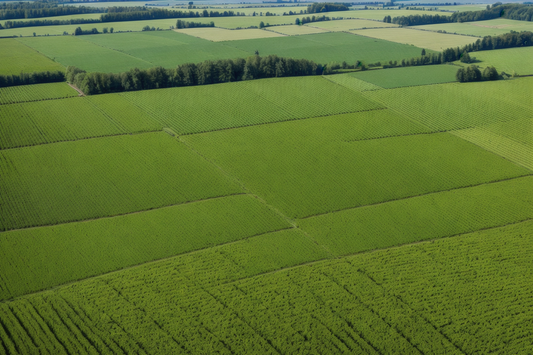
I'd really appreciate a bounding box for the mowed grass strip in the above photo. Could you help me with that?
[18,35,154,73]
[0,132,242,231]
[0,97,125,150]
[0,83,78,105]
[0,194,291,300]
[299,176,533,255]
[175,28,285,41]
[349,64,459,89]
[184,123,529,219]
[350,27,476,51]
[0,39,65,76]
[364,80,533,131]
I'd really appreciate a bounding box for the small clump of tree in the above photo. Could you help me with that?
[307,3,349,13]
[0,71,65,88]
[176,19,214,29]
[456,65,499,82]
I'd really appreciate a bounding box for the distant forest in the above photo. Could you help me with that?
[306,3,349,14]
[392,3,533,26]
[0,2,101,20]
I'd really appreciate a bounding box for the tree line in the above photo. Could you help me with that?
[456,65,498,82]
[306,3,349,13]
[67,55,321,95]
[295,15,330,25]
[0,70,65,88]
[176,19,214,29]
[99,8,238,22]
[0,3,102,21]
[391,3,533,26]
[2,17,100,29]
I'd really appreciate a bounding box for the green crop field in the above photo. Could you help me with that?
[351,27,477,51]
[0,39,65,75]
[222,31,432,67]
[299,176,533,255]
[0,82,77,105]
[1,219,530,353]
[267,24,330,35]
[0,97,123,149]
[175,27,286,41]
[0,132,242,230]
[364,80,533,131]
[473,47,533,75]
[415,18,533,37]
[184,125,529,219]
[120,76,382,134]
[0,3,532,352]
[0,194,292,300]
[348,64,459,88]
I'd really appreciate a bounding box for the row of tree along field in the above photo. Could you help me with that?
[67,55,321,95]
[390,3,533,26]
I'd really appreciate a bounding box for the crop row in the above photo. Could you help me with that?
[0,83,78,105]
[0,132,241,231]
[1,220,530,354]
[364,79,533,131]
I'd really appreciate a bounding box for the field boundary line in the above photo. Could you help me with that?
[0,192,246,234]
[0,226,295,304]
[0,93,79,106]
[0,130,161,152]
[298,174,533,220]
[3,218,531,304]
[76,36,156,67]
[221,218,533,286]
[342,130,437,143]
[84,96,130,132]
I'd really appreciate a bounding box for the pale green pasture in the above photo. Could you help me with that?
[473,47,533,75]
[415,18,533,37]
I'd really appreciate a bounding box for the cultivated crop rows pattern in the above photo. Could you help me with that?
[0,83,78,105]
[0,132,242,231]
[1,220,530,354]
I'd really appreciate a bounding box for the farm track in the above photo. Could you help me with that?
[2,218,530,306]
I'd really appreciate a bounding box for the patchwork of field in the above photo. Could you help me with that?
[345,64,459,89]
[0,39,65,75]
[351,27,477,51]
[415,18,533,37]
[175,27,285,41]
[0,82,78,105]
[267,24,330,35]
[1,11,532,352]
[0,132,242,231]
[308,18,399,31]
[473,47,533,75]
[1,219,531,353]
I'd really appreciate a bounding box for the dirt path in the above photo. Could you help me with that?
[68,83,85,96]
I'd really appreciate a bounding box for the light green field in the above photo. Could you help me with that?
[308,18,399,31]
[325,73,383,91]
[348,64,459,88]
[267,24,329,35]
[415,18,533,37]
[364,80,533,131]
[222,32,434,66]
[473,47,533,75]
[351,27,477,51]
[1,219,530,354]
[184,123,529,219]
[18,35,154,73]
[0,132,242,230]
[121,76,382,134]
[175,27,285,41]
[299,176,533,255]
[0,194,292,300]
[0,39,65,75]
[0,82,77,105]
